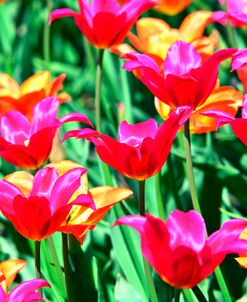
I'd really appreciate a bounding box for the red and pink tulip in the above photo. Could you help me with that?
[123,41,236,109]
[114,210,247,288]
[0,167,95,241]
[63,106,192,181]
[50,0,156,49]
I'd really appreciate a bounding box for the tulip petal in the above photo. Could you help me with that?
[60,112,94,128]
[29,167,59,199]
[8,279,50,302]
[0,111,30,144]
[164,41,202,77]
[50,168,87,213]
[166,210,206,252]
[50,8,78,24]
[30,97,59,135]
[118,119,158,146]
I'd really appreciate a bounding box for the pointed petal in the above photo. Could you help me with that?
[60,112,94,128]
[50,167,87,213]
[50,8,78,24]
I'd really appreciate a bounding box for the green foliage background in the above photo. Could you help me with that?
[0,0,247,301]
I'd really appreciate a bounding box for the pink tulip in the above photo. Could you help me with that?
[114,210,247,288]
[0,279,49,301]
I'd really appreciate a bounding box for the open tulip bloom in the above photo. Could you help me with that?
[63,106,192,181]
[123,41,237,109]
[114,210,247,289]
[0,97,92,169]
[50,0,156,49]
[0,166,95,241]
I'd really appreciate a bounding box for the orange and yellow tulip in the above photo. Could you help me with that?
[112,11,217,66]
[0,259,26,292]
[154,0,192,16]
[0,71,70,119]
[155,83,243,134]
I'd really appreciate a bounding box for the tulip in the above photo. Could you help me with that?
[50,0,156,49]
[0,279,50,302]
[0,71,70,119]
[123,41,236,109]
[112,12,217,66]
[154,0,192,16]
[4,160,133,243]
[0,166,95,241]
[212,0,247,27]
[63,106,192,181]
[114,210,247,288]
[0,97,92,169]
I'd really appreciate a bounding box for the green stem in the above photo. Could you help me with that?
[192,285,208,302]
[44,0,52,68]
[95,49,105,132]
[34,240,41,279]
[155,173,166,220]
[183,119,232,302]
[224,0,237,48]
[214,267,232,302]
[183,120,201,213]
[138,180,158,302]
[62,233,73,302]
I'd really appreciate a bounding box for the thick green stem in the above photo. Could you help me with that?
[224,0,237,48]
[34,240,41,279]
[138,180,158,302]
[95,49,105,132]
[62,233,73,302]
[44,0,52,68]
[183,119,232,302]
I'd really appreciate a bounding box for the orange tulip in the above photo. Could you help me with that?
[155,84,243,134]
[5,160,133,243]
[0,71,70,119]
[0,259,26,292]
[154,0,192,16]
[112,11,217,66]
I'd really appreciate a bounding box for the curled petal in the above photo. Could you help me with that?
[60,112,94,128]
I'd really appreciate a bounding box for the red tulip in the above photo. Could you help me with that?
[50,0,156,49]
[0,97,92,169]
[123,41,236,109]
[114,210,247,288]
[0,167,95,241]
[63,106,192,180]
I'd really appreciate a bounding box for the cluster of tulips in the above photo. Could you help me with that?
[1,0,247,301]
